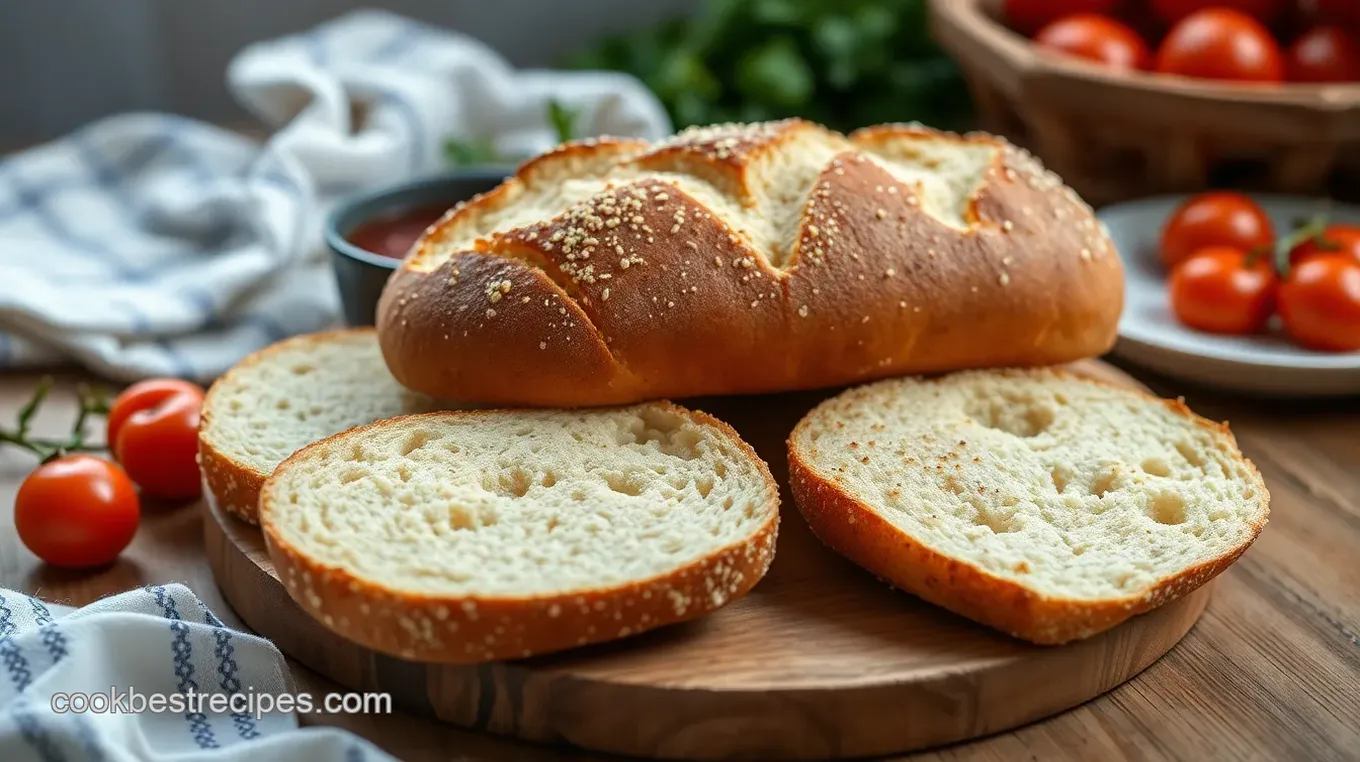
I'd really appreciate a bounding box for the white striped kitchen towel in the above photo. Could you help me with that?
[0,583,397,761]
[0,8,671,383]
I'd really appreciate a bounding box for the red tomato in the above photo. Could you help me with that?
[1278,255,1360,352]
[1150,0,1285,25]
[1286,26,1360,83]
[1289,223,1360,266]
[1160,191,1276,270]
[114,391,203,501]
[1004,0,1120,35]
[1169,246,1278,335]
[15,455,140,569]
[1035,14,1152,71]
[1155,9,1285,82]
[107,379,204,453]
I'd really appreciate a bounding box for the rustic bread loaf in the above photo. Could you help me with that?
[377,119,1125,407]
[259,402,780,663]
[198,329,439,524]
[787,368,1268,645]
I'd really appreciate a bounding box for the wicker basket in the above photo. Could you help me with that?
[928,0,1360,206]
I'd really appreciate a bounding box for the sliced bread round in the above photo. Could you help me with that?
[258,402,780,663]
[787,368,1268,645]
[198,329,437,524]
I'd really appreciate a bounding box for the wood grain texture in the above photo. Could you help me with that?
[208,360,1206,760]
[2,365,1357,761]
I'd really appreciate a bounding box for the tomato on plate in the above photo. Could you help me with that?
[1035,13,1152,71]
[1155,8,1285,82]
[1289,223,1360,267]
[1278,255,1360,352]
[15,455,140,569]
[1160,191,1276,270]
[114,390,203,501]
[1286,26,1360,83]
[107,378,204,453]
[1149,0,1285,25]
[1169,246,1278,335]
[1004,0,1120,35]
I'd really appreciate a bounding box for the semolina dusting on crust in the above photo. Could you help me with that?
[258,402,780,663]
[787,368,1268,645]
[377,119,1125,407]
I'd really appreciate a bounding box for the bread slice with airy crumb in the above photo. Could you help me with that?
[787,368,1268,645]
[198,329,441,524]
[259,402,780,663]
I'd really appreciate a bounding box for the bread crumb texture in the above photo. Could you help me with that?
[263,403,777,598]
[200,331,435,477]
[792,369,1267,602]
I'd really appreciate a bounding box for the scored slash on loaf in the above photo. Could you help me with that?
[377,118,1125,408]
[787,368,1269,645]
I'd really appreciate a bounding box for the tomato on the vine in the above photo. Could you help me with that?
[1289,223,1360,267]
[1035,14,1152,71]
[115,391,203,501]
[1286,26,1360,84]
[107,379,204,453]
[15,455,140,569]
[1004,0,1120,35]
[1160,191,1276,270]
[1169,246,1278,335]
[1155,9,1285,82]
[1278,255,1360,352]
[1150,0,1285,25]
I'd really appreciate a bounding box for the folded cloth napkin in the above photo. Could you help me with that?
[0,9,672,383]
[0,583,398,762]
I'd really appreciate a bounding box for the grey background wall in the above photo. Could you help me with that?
[0,0,697,146]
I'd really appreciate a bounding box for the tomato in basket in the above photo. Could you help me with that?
[1286,26,1360,83]
[1034,13,1152,71]
[1155,8,1285,82]
[1004,0,1120,35]
[1149,0,1286,25]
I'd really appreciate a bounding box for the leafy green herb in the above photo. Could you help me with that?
[564,0,972,133]
[444,100,583,167]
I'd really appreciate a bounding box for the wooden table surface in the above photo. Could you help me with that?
[1,365,1356,762]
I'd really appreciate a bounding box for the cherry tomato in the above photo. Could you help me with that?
[107,379,204,453]
[1286,26,1360,83]
[1278,255,1360,352]
[1035,14,1153,71]
[1004,0,1120,35]
[1169,246,1278,335]
[1150,0,1285,25]
[115,391,203,501]
[1289,223,1360,267]
[1155,9,1285,82]
[15,455,140,569]
[1160,191,1276,270]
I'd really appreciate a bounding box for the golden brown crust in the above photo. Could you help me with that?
[197,328,383,526]
[785,369,1268,645]
[258,402,782,664]
[377,120,1125,408]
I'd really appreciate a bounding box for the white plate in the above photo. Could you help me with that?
[1099,194,1360,398]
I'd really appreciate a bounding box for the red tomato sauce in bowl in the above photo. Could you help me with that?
[345,204,450,260]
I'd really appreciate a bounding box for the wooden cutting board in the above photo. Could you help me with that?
[203,359,1213,760]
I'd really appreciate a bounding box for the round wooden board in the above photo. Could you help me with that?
[204,359,1214,761]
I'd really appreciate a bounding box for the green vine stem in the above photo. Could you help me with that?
[0,377,111,463]
[1273,214,1333,279]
